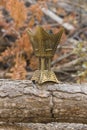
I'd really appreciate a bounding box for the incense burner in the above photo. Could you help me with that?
[28,26,63,84]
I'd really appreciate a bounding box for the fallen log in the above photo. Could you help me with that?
[0,123,87,130]
[0,79,87,124]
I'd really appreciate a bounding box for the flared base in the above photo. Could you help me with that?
[31,70,60,84]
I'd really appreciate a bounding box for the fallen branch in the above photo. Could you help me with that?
[0,79,87,123]
[53,56,87,72]
[51,51,74,66]
[27,0,75,31]
[42,8,75,31]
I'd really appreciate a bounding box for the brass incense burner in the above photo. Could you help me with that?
[28,26,63,84]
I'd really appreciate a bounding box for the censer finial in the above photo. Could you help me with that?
[27,26,64,84]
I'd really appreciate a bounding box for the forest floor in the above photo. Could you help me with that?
[0,0,87,83]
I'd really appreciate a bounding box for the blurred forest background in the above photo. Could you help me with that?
[0,0,87,83]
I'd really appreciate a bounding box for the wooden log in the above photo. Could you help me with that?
[0,79,87,123]
[0,123,87,130]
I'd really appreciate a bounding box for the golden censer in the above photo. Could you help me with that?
[28,26,63,84]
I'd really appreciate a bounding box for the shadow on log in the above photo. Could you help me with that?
[0,79,87,124]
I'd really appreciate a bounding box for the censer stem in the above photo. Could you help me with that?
[41,58,45,71]
[48,58,51,71]
[39,58,41,70]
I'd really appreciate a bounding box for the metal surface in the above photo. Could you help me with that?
[28,26,63,84]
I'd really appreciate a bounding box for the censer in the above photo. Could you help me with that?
[28,26,63,84]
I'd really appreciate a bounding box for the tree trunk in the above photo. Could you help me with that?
[0,79,87,124]
[0,123,87,130]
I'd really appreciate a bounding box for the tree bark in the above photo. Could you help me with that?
[0,79,87,124]
[0,123,87,130]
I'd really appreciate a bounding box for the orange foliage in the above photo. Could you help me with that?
[0,31,33,62]
[0,0,6,7]
[0,47,15,60]
[28,17,35,28]
[0,0,27,29]
[53,0,58,3]
[29,55,39,70]
[0,10,4,20]
[29,3,43,23]
[16,32,33,58]
[10,54,27,79]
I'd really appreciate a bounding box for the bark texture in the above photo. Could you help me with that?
[0,79,87,123]
[0,123,87,130]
